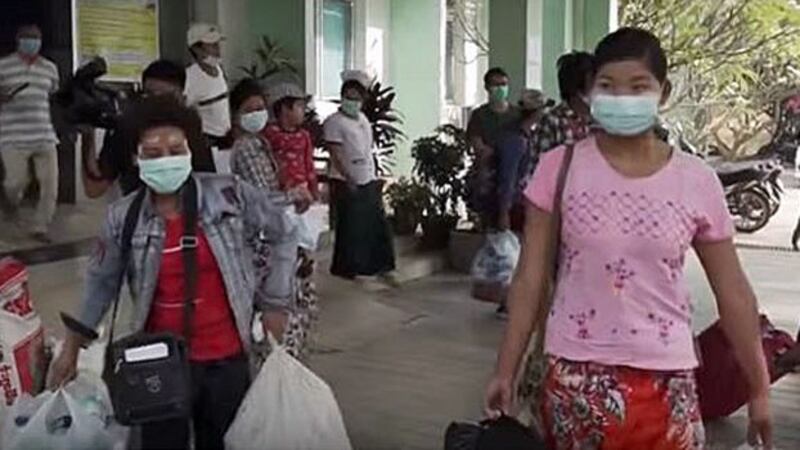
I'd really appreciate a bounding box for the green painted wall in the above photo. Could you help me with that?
[541,0,566,98]
[488,0,528,99]
[390,0,443,176]
[583,0,613,50]
[160,0,191,63]
[247,0,308,87]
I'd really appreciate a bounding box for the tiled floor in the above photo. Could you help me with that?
[0,199,106,254]
[24,247,800,449]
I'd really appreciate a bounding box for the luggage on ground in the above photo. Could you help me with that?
[695,315,795,420]
[470,231,520,304]
[225,333,352,450]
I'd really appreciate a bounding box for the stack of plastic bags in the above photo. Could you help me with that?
[1,373,127,450]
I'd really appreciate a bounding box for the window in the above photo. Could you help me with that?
[321,0,353,98]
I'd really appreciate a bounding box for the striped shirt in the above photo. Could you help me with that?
[0,53,59,147]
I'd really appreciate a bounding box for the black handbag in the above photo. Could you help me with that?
[444,415,547,450]
[101,179,199,425]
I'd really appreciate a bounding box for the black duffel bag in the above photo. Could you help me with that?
[444,415,547,450]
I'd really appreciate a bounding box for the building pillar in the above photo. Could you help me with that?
[390,0,445,176]
[488,0,544,99]
[488,0,616,100]
[540,0,567,97]
[571,0,616,51]
[583,0,617,48]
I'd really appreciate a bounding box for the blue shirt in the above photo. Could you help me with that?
[495,127,533,210]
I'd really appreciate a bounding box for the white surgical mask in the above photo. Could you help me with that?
[240,110,268,134]
[202,55,221,67]
[590,94,660,136]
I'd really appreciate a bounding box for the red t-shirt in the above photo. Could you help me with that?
[263,123,319,197]
[146,217,243,362]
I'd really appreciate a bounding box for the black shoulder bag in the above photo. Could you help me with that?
[101,180,199,425]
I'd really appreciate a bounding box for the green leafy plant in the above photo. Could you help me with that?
[411,124,469,245]
[385,177,430,235]
[620,0,800,158]
[239,35,299,80]
[363,82,406,177]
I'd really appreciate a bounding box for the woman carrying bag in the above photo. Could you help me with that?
[229,78,318,358]
[48,96,298,449]
[484,28,773,450]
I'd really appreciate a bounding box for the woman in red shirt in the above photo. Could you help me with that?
[50,96,297,449]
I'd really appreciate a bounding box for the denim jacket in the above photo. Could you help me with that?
[77,173,298,354]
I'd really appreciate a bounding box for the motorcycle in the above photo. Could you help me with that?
[717,164,782,233]
[674,129,782,233]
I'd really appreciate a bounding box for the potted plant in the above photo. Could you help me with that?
[411,124,469,248]
[239,35,299,81]
[385,178,429,236]
[363,81,406,177]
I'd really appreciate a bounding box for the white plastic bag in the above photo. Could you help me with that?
[470,231,521,285]
[225,334,352,450]
[292,205,329,251]
[1,373,126,450]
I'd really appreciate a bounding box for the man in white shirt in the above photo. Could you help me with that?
[185,23,231,150]
[323,70,395,281]
[0,24,60,242]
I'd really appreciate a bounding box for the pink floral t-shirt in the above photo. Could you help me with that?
[525,136,734,371]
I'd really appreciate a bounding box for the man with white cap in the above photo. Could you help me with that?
[185,23,231,150]
[323,70,396,282]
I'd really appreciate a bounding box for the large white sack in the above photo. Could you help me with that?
[225,334,352,450]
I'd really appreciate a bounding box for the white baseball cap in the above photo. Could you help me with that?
[267,82,310,108]
[340,69,375,89]
[187,23,224,46]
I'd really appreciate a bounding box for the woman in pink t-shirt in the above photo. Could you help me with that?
[485,28,772,450]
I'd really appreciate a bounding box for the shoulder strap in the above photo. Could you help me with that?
[532,143,576,356]
[105,187,147,351]
[180,178,199,348]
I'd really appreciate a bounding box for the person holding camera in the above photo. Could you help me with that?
[81,59,216,199]
[0,24,60,243]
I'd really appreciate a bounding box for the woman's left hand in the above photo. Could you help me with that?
[747,392,773,449]
[262,310,289,340]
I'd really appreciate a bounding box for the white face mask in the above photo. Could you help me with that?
[202,55,221,67]
[240,110,269,134]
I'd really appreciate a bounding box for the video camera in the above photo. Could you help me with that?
[53,57,126,130]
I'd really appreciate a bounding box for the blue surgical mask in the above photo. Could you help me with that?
[590,94,660,136]
[138,154,192,194]
[240,109,268,134]
[18,38,41,56]
[341,99,362,118]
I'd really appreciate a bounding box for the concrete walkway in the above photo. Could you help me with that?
[26,245,800,449]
